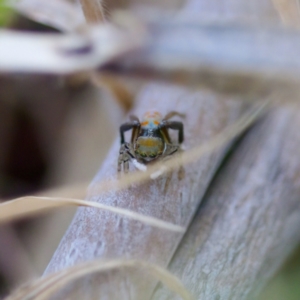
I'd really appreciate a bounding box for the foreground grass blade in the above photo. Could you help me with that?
[6,259,193,300]
[0,196,184,232]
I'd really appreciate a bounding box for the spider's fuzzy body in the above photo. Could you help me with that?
[135,136,164,161]
[118,111,184,173]
[135,111,165,161]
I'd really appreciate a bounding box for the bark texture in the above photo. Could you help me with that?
[43,0,300,299]
[44,84,244,299]
[153,104,300,299]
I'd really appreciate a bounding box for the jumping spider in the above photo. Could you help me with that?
[118,111,184,174]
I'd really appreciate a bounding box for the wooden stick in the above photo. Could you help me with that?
[44,85,245,298]
[153,104,300,300]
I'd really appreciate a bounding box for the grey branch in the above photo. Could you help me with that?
[44,84,246,299]
[153,104,300,299]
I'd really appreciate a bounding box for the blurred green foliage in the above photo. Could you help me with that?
[258,246,300,300]
[0,0,14,27]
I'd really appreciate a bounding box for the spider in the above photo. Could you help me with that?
[118,111,184,173]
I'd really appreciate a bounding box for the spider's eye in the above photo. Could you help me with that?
[140,153,147,158]
[149,153,157,158]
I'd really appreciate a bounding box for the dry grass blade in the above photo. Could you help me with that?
[272,0,300,27]
[0,22,144,73]
[79,0,105,24]
[35,182,89,198]
[91,73,135,111]
[7,260,192,300]
[0,196,184,232]
[4,272,61,300]
[2,11,300,99]
[90,100,270,197]
[8,0,85,31]
[101,14,300,98]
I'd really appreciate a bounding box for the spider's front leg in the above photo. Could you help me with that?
[159,114,184,145]
[120,116,140,144]
[118,143,135,173]
[163,121,184,144]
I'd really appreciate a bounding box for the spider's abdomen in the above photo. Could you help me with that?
[135,136,164,161]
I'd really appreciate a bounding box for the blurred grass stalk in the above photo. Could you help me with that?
[79,0,106,23]
[2,11,300,101]
[0,0,15,27]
